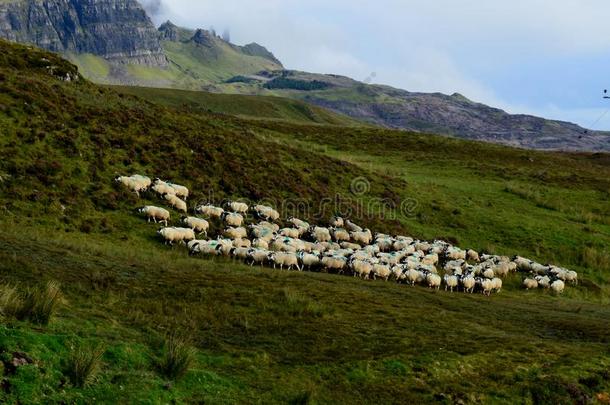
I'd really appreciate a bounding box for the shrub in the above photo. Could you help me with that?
[17,281,63,325]
[64,344,105,387]
[157,334,196,381]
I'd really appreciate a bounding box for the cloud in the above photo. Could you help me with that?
[139,0,163,18]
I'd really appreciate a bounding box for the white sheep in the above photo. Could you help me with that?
[513,256,533,272]
[461,275,476,293]
[345,220,363,232]
[445,247,466,261]
[493,263,511,278]
[375,237,394,252]
[480,278,494,296]
[405,269,421,286]
[223,227,248,240]
[280,228,300,239]
[444,275,459,292]
[331,228,351,243]
[467,249,480,262]
[413,241,430,252]
[350,259,373,280]
[221,212,244,227]
[523,278,539,290]
[167,182,189,200]
[252,238,270,250]
[182,217,209,236]
[565,270,578,285]
[491,277,503,293]
[310,226,332,243]
[216,239,234,256]
[551,280,565,294]
[230,247,251,261]
[350,229,372,246]
[115,175,150,196]
[157,227,195,245]
[288,217,310,229]
[269,252,300,271]
[298,252,321,271]
[330,216,345,227]
[320,256,347,273]
[232,238,252,249]
[341,242,362,250]
[421,253,439,266]
[195,204,225,219]
[371,263,391,281]
[536,275,551,289]
[252,205,280,221]
[482,268,495,280]
[164,194,187,213]
[226,201,249,214]
[426,273,442,290]
[248,249,270,267]
[139,206,170,226]
[153,179,188,198]
[152,182,176,196]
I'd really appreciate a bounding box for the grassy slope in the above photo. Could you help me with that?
[111,85,361,126]
[1,40,610,403]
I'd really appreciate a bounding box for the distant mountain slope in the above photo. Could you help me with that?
[240,71,610,151]
[0,0,609,151]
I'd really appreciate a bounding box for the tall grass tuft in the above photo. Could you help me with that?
[281,288,327,318]
[17,281,63,325]
[581,247,610,273]
[0,284,22,318]
[157,334,196,381]
[65,344,105,388]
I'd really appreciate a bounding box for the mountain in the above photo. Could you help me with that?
[0,0,609,151]
[0,0,167,66]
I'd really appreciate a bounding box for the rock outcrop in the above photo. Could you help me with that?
[0,0,167,66]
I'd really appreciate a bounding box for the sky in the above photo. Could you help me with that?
[140,0,610,130]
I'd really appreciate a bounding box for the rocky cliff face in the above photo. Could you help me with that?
[0,0,167,66]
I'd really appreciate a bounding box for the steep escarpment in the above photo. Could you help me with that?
[0,0,167,66]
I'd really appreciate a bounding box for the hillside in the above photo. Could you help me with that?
[1,40,610,403]
[1,0,608,151]
[111,85,362,126]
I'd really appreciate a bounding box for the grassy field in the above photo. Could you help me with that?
[112,86,361,126]
[1,40,610,403]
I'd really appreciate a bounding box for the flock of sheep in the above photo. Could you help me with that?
[115,174,578,295]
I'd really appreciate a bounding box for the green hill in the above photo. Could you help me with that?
[111,85,361,126]
[1,40,610,403]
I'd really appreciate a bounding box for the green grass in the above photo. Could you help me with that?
[112,85,361,126]
[0,39,610,403]
[67,53,111,83]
